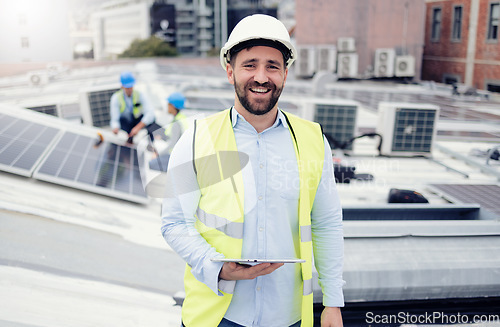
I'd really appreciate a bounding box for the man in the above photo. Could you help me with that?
[109,71,156,144]
[162,14,344,327]
[149,92,189,171]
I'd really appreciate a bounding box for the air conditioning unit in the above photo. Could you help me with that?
[27,72,49,86]
[79,84,120,128]
[395,55,416,77]
[302,97,359,151]
[337,37,356,53]
[337,53,358,78]
[316,45,337,73]
[376,102,440,157]
[295,46,316,78]
[374,48,396,78]
[59,102,82,122]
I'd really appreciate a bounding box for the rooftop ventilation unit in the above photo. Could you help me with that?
[376,102,440,157]
[337,37,356,53]
[395,55,416,77]
[295,46,316,78]
[337,53,358,79]
[79,84,120,128]
[374,48,396,78]
[302,98,359,151]
[316,45,337,73]
[27,72,49,86]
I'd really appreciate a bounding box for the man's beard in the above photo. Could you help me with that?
[234,78,283,116]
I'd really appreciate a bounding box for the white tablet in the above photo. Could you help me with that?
[211,258,305,264]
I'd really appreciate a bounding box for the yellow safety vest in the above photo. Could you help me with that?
[116,89,142,118]
[164,111,189,137]
[182,108,324,327]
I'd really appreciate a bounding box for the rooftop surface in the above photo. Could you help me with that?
[1,58,500,325]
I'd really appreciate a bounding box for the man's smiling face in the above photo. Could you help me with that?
[227,45,288,116]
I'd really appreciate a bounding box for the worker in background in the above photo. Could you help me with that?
[164,92,189,155]
[149,92,189,171]
[110,71,156,144]
[161,14,344,327]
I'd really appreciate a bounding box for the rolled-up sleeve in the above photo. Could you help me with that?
[109,92,121,130]
[311,137,345,307]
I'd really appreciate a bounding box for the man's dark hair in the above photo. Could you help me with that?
[228,38,291,68]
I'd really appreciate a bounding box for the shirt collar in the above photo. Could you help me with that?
[230,107,289,130]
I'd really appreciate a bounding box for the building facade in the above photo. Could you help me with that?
[294,0,427,80]
[422,0,500,92]
[90,0,283,59]
[0,0,72,63]
[91,1,151,60]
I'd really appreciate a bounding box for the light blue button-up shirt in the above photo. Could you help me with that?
[161,108,344,327]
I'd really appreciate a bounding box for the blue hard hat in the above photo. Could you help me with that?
[167,92,185,110]
[120,71,135,88]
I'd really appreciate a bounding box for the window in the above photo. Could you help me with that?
[431,7,442,41]
[488,3,499,40]
[21,37,29,48]
[486,82,500,93]
[443,74,460,85]
[452,6,463,40]
[18,13,26,25]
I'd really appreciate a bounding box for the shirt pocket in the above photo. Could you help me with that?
[272,164,300,200]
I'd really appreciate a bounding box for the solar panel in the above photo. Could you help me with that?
[26,104,58,117]
[185,96,232,111]
[0,113,61,176]
[431,184,500,218]
[33,131,148,203]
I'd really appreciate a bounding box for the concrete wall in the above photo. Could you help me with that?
[295,0,426,80]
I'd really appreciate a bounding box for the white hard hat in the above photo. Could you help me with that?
[220,14,296,71]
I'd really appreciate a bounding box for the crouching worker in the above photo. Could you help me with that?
[110,71,157,145]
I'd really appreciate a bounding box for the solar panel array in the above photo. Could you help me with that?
[34,132,147,203]
[432,184,500,218]
[392,108,436,153]
[0,111,148,204]
[314,104,357,150]
[0,113,60,176]
[26,104,58,117]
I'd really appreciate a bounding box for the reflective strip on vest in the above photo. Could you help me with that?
[303,278,313,296]
[300,225,312,243]
[196,207,244,239]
